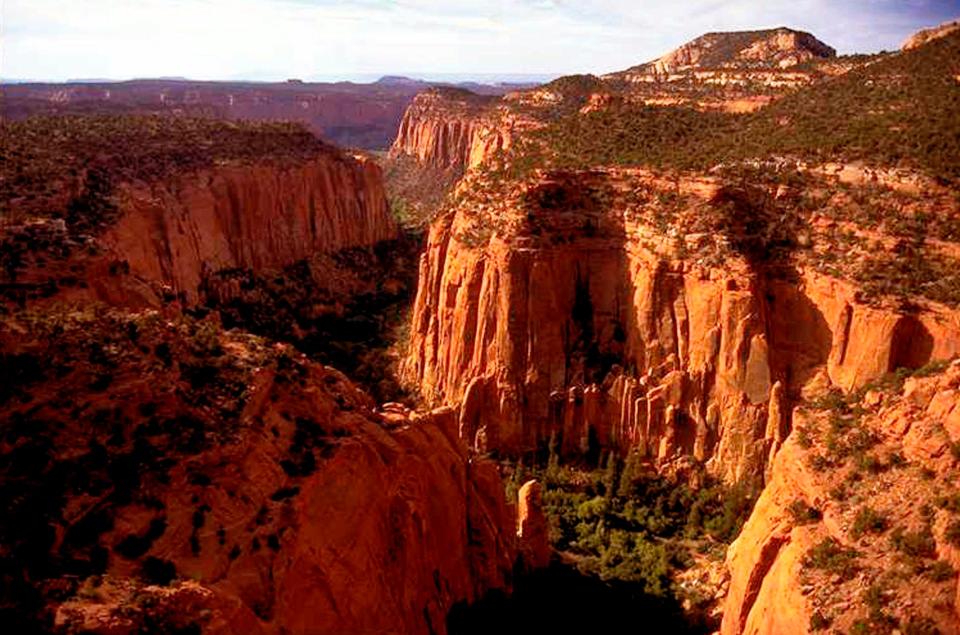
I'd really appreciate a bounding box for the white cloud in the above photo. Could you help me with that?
[2,0,957,81]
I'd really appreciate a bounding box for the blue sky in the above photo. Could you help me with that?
[3,0,958,81]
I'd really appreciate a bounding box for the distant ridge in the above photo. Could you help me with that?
[610,27,835,78]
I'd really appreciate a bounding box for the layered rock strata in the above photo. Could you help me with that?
[389,89,524,175]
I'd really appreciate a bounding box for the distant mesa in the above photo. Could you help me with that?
[609,27,836,79]
[375,75,428,86]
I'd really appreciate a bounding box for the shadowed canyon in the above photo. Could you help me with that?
[3,19,960,635]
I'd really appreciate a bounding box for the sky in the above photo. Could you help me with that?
[3,0,959,82]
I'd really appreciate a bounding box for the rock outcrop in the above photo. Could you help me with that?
[722,360,960,634]
[598,28,848,111]
[903,19,960,51]
[516,480,551,570]
[615,28,836,77]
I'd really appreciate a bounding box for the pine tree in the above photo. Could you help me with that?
[545,431,561,485]
[602,451,620,499]
[618,450,643,499]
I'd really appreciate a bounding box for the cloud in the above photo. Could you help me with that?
[3,0,958,81]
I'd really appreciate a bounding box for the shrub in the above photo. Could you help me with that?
[788,499,822,525]
[944,520,960,547]
[141,557,177,586]
[809,611,831,631]
[902,616,942,635]
[890,526,937,558]
[923,560,955,582]
[114,517,167,559]
[850,506,890,539]
[803,538,860,580]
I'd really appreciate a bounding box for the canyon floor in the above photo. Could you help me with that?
[2,19,960,635]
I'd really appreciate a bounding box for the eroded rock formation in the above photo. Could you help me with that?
[635,28,836,75]
[86,155,394,307]
[2,312,517,635]
[903,19,960,51]
[722,360,960,634]
[401,169,960,485]
[516,480,551,570]
[389,88,523,175]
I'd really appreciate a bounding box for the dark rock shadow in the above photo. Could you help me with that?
[446,560,710,635]
[890,313,934,370]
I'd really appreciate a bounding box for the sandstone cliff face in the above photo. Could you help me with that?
[401,169,960,485]
[6,152,398,310]
[389,89,520,175]
[99,155,396,305]
[722,360,960,634]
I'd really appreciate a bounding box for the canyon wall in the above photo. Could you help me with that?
[389,90,519,174]
[401,170,960,485]
[45,154,398,307]
[3,317,517,634]
[721,361,960,634]
[1,117,523,633]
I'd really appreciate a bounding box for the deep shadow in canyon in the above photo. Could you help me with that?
[197,232,423,404]
[447,560,708,635]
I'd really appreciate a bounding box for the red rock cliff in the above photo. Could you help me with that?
[401,169,960,485]
[98,154,397,305]
[389,89,520,175]
[5,152,398,310]
[721,360,960,634]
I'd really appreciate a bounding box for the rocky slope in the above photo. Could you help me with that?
[612,28,836,77]
[722,360,960,634]
[903,19,960,51]
[0,309,518,634]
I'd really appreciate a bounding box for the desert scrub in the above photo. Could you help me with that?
[850,506,890,540]
[802,538,861,581]
[788,499,822,525]
[889,525,937,559]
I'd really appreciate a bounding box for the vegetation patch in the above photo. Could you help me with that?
[502,444,756,630]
